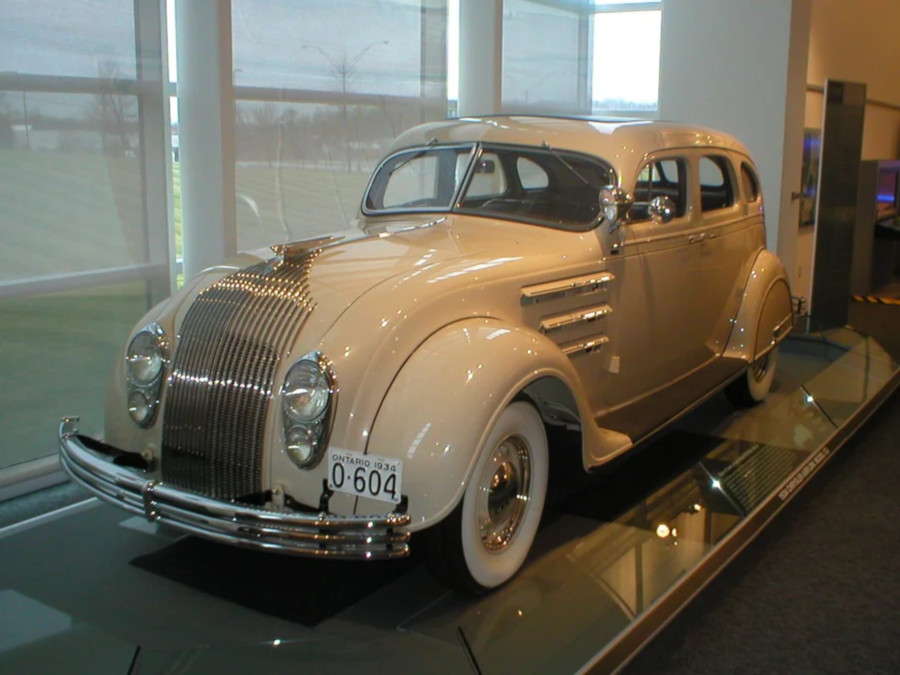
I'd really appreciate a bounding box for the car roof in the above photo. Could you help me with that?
[387,115,754,183]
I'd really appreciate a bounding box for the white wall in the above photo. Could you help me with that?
[805,0,900,161]
[797,0,900,303]
[659,0,811,291]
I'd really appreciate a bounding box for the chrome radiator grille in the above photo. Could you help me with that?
[161,256,317,500]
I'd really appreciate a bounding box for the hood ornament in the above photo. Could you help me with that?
[271,235,345,261]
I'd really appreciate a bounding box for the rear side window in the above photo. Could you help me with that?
[699,156,735,211]
[632,158,687,220]
[741,162,760,202]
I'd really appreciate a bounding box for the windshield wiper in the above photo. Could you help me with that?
[388,137,439,175]
[542,141,590,186]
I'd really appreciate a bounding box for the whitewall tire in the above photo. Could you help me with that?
[426,400,549,594]
[727,346,778,407]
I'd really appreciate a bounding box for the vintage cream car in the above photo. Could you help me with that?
[60,116,793,593]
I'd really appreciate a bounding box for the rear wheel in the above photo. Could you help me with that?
[426,401,548,594]
[726,346,778,407]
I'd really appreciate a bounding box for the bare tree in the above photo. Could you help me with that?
[303,41,388,172]
[86,60,136,156]
[0,92,13,149]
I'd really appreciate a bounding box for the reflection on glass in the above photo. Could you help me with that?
[234,101,424,249]
[502,0,585,113]
[408,434,818,673]
[0,0,137,79]
[231,1,448,251]
[232,0,443,97]
[0,91,145,282]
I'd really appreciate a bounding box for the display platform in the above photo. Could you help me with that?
[0,328,897,674]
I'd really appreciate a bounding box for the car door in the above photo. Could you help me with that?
[690,152,759,358]
[598,154,710,409]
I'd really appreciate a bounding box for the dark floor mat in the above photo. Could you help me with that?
[131,536,418,627]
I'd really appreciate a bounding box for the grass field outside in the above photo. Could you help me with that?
[0,282,148,470]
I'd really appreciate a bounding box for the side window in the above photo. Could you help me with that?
[465,153,507,198]
[517,156,549,190]
[699,156,735,211]
[632,158,686,220]
[458,146,611,230]
[741,162,760,202]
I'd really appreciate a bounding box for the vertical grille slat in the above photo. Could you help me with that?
[161,255,318,500]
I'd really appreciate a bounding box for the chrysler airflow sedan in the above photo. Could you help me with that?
[60,116,793,593]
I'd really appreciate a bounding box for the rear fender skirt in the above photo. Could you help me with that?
[723,249,793,362]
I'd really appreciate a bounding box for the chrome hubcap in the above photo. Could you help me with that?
[752,352,770,382]
[476,434,531,552]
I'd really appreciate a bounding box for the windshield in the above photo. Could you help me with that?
[363,144,476,213]
[363,143,614,232]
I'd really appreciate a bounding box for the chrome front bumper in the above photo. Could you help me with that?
[58,418,411,560]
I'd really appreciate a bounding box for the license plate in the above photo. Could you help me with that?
[327,449,403,504]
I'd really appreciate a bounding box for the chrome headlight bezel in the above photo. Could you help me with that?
[125,323,169,428]
[281,352,337,470]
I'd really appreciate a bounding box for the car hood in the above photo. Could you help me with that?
[214,214,548,344]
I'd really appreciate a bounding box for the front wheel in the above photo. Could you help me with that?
[426,401,549,594]
[726,346,778,407]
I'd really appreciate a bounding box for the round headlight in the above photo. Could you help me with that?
[282,359,331,422]
[286,425,316,466]
[127,331,164,385]
[128,390,152,425]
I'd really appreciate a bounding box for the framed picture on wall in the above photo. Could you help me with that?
[799,128,821,227]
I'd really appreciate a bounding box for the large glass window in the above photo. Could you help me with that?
[502,0,588,113]
[231,0,449,250]
[592,2,661,114]
[497,0,661,116]
[0,0,168,476]
[0,0,137,79]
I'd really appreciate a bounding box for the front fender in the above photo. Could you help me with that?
[723,249,793,362]
[360,318,589,531]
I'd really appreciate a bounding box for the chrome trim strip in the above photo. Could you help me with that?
[772,313,793,339]
[59,420,410,560]
[521,271,614,304]
[561,335,610,356]
[540,304,612,333]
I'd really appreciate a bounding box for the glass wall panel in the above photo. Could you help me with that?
[0,283,148,468]
[0,0,137,79]
[234,99,444,247]
[232,0,448,250]
[502,0,588,113]
[0,92,145,282]
[232,0,438,96]
[0,1,165,476]
[592,8,660,113]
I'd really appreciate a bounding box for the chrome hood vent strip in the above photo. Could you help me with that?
[162,254,318,500]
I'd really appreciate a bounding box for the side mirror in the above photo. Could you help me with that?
[599,186,634,231]
[649,195,676,224]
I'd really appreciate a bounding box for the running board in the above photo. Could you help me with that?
[595,357,746,442]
